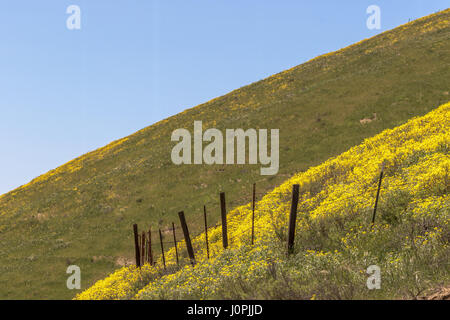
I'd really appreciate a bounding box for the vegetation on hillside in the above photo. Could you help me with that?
[0,9,448,299]
[77,102,449,300]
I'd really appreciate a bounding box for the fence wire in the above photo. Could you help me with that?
[133,177,424,267]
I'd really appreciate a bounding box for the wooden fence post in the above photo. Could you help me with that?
[141,232,146,265]
[287,184,300,254]
[371,164,385,224]
[204,205,210,259]
[172,222,179,265]
[252,183,256,245]
[138,234,141,258]
[178,211,195,265]
[148,229,153,266]
[220,192,228,249]
[159,228,166,270]
[145,238,149,264]
[133,224,141,268]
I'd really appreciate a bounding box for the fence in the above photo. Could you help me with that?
[132,165,387,268]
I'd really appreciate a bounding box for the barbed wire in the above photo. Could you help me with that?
[132,178,438,263]
[8,179,426,266]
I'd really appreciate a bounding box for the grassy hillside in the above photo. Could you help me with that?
[77,102,449,300]
[0,10,449,299]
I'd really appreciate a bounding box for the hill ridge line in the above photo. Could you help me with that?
[2,8,448,200]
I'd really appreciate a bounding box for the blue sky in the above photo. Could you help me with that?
[0,0,448,195]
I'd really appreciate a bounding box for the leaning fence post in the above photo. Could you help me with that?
[172,222,179,265]
[133,224,141,268]
[371,164,385,224]
[204,205,210,259]
[287,184,300,254]
[220,192,228,249]
[148,229,153,265]
[252,183,256,245]
[178,211,195,265]
[159,228,166,270]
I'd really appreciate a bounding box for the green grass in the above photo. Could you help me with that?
[0,9,449,299]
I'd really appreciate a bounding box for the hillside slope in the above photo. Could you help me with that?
[78,102,449,300]
[0,10,449,299]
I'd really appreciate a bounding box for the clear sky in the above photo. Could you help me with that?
[0,0,448,195]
